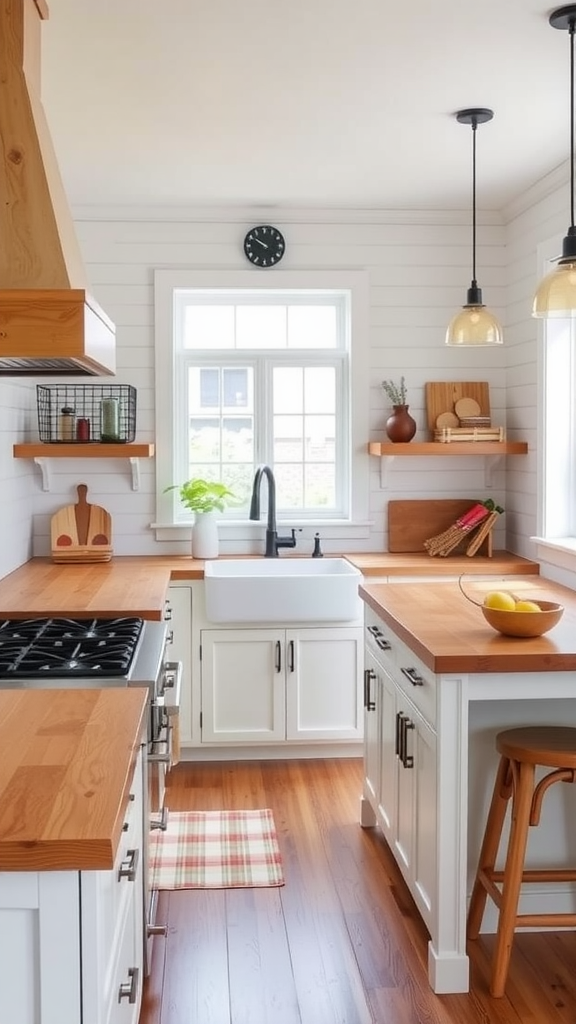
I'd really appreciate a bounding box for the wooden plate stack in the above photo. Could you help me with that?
[50,484,113,563]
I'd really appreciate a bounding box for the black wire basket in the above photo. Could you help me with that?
[36,384,137,443]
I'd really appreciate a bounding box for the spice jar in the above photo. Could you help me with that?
[100,397,120,442]
[76,417,91,442]
[58,406,75,441]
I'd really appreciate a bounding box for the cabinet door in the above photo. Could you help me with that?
[167,585,193,742]
[377,660,398,843]
[285,627,363,741]
[201,629,286,743]
[412,715,437,932]
[362,649,381,815]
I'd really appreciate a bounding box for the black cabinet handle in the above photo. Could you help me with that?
[275,640,282,673]
[289,639,295,672]
[401,666,424,687]
[366,624,392,650]
[363,668,376,711]
[402,719,415,769]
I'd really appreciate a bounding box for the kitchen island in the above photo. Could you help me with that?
[0,688,148,1024]
[359,575,576,995]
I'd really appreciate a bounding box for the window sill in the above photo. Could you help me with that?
[151,519,374,545]
[532,537,576,586]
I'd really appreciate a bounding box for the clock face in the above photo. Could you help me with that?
[243,225,285,267]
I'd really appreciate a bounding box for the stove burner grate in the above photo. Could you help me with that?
[0,617,144,678]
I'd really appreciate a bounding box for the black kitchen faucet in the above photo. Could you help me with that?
[249,464,297,557]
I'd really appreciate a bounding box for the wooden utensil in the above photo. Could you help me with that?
[50,484,113,563]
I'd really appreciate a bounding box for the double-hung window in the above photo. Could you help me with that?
[154,269,369,533]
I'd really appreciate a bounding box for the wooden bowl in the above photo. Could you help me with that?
[481,601,564,638]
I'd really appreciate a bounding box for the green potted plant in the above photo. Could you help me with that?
[164,478,237,558]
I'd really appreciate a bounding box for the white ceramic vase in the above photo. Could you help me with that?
[192,511,219,559]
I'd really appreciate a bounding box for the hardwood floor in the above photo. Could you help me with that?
[139,758,576,1024]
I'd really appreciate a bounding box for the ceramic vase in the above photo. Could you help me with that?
[192,511,219,559]
[385,404,417,443]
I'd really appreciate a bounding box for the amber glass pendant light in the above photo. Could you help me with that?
[446,108,503,346]
[533,5,576,318]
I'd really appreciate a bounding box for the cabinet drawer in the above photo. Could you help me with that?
[105,889,141,1024]
[392,636,436,728]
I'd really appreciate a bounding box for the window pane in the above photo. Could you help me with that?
[237,306,287,349]
[288,306,338,348]
[274,367,303,414]
[223,368,248,408]
[275,465,304,508]
[305,465,335,508]
[184,306,235,349]
[304,367,335,412]
[304,416,335,461]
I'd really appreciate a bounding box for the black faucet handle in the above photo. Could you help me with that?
[312,532,323,557]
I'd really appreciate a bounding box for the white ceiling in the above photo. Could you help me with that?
[40,0,575,212]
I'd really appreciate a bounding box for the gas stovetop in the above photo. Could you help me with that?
[0,617,144,678]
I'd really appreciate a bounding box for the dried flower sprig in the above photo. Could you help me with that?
[381,376,407,405]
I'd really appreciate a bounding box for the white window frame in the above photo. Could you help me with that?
[533,235,576,581]
[153,268,370,544]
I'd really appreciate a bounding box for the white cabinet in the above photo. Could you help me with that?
[361,614,437,933]
[167,584,193,742]
[200,626,363,745]
[0,748,146,1024]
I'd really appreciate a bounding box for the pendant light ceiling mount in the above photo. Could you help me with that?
[445,106,503,345]
[533,5,576,317]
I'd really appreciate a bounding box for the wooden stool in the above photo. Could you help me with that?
[467,726,576,998]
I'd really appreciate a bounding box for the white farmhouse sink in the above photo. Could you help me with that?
[204,557,363,623]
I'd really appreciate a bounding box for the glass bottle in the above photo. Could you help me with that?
[58,406,75,442]
[100,397,120,442]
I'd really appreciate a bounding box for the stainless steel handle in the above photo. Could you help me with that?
[275,640,281,672]
[118,847,139,881]
[164,601,173,621]
[401,666,424,687]
[118,967,139,1004]
[148,730,172,764]
[159,660,182,701]
[147,924,168,937]
[367,624,392,650]
[150,806,169,832]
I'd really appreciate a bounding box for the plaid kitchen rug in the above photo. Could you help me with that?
[149,808,285,889]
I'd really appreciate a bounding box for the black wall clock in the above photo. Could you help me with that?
[243,225,285,267]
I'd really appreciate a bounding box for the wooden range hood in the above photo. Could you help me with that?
[0,0,115,375]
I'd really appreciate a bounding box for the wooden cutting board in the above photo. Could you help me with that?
[425,382,491,436]
[388,499,482,552]
[50,484,113,562]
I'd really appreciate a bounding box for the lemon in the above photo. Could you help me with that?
[483,591,517,611]
[514,600,541,613]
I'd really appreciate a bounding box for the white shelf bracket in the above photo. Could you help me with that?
[129,457,141,491]
[33,457,51,492]
[484,455,504,489]
[379,455,395,488]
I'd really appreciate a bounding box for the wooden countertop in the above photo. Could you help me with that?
[0,552,539,620]
[360,576,576,674]
[0,688,147,871]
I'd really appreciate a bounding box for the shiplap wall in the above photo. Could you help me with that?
[0,183,565,565]
[22,205,508,557]
[0,380,36,577]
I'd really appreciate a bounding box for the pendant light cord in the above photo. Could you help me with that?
[471,118,478,286]
[565,17,569,229]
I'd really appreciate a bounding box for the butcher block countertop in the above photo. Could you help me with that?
[0,688,147,872]
[0,551,539,620]
[360,576,576,674]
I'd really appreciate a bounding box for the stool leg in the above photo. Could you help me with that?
[490,759,535,998]
[468,755,512,940]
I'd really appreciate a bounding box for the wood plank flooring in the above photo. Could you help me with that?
[139,758,576,1024]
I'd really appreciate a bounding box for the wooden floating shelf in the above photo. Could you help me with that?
[368,441,528,457]
[13,443,155,458]
[13,443,155,491]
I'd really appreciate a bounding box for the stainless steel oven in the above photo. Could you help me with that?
[0,611,182,973]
